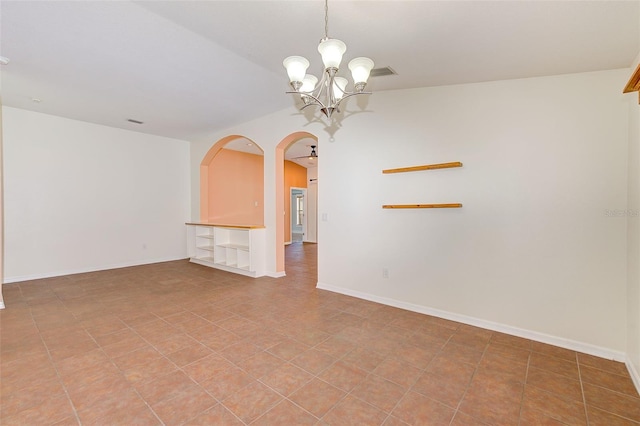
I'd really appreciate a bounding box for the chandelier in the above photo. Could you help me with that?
[282,0,374,119]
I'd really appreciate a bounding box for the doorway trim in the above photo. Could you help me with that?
[288,187,307,245]
[275,131,318,274]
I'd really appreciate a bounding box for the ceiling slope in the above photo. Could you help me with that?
[1,1,638,141]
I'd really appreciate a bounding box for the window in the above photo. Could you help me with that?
[296,195,304,226]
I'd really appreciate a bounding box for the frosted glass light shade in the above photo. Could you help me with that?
[333,77,348,100]
[300,74,318,92]
[283,56,310,83]
[348,57,374,85]
[317,38,346,69]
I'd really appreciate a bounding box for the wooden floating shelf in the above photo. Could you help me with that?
[383,203,463,209]
[624,63,640,104]
[383,161,462,174]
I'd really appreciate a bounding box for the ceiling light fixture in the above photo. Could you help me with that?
[0,56,10,65]
[308,145,318,160]
[291,145,319,161]
[283,0,374,120]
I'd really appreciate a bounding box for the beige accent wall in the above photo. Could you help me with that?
[208,148,264,225]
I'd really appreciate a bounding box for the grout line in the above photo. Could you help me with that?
[517,349,532,426]
[34,319,83,425]
[451,337,491,425]
[133,387,166,426]
[257,377,319,421]
[577,352,590,426]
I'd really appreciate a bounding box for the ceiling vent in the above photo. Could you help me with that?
[370,67,397,77]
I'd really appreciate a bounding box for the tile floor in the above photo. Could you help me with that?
[1,242,639,425]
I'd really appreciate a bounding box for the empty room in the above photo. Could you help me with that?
[1,1,640,425]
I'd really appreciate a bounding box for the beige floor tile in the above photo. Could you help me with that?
[289,378,346,418]
[2,243,638,426]
[221,381,283,423]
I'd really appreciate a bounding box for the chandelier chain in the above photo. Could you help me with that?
[324,0,329,39]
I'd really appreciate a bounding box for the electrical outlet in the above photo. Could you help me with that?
[382,268,389,278]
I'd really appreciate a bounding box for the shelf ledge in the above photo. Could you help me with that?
[193,256,214,262]
[186,222,265,229]
[196,234,215,239]
[382,162,462,174]
[217,243,249,250]
[383,203,462,209]
[624,62,640,104]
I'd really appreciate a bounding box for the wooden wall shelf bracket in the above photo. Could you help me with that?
[382,161,462,174]
[382,203,462,209]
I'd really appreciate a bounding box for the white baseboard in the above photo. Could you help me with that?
[627,359,640,396]
[4,256,188,284]
[267,271,286,278]
[0,300,5,310]
[316,281,627,363]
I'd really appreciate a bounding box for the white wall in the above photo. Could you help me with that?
[306,166,318,243]
[190,69,629,358]
[3,107,190,282]
[627,64,640,386]
[0,98,5,308]
[319,70,629,357]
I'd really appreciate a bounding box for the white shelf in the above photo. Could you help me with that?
[186,224,266,278]
[196,234,215,240]
[214,260,249,271]
[217,243,249,251]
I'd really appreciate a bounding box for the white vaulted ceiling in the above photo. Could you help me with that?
[1,1,638,142]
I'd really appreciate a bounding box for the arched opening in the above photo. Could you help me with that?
[200,135,264,225]
[275,131,319,274]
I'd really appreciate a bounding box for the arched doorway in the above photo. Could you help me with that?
[200,135,264,225]
[275,131,318,274]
